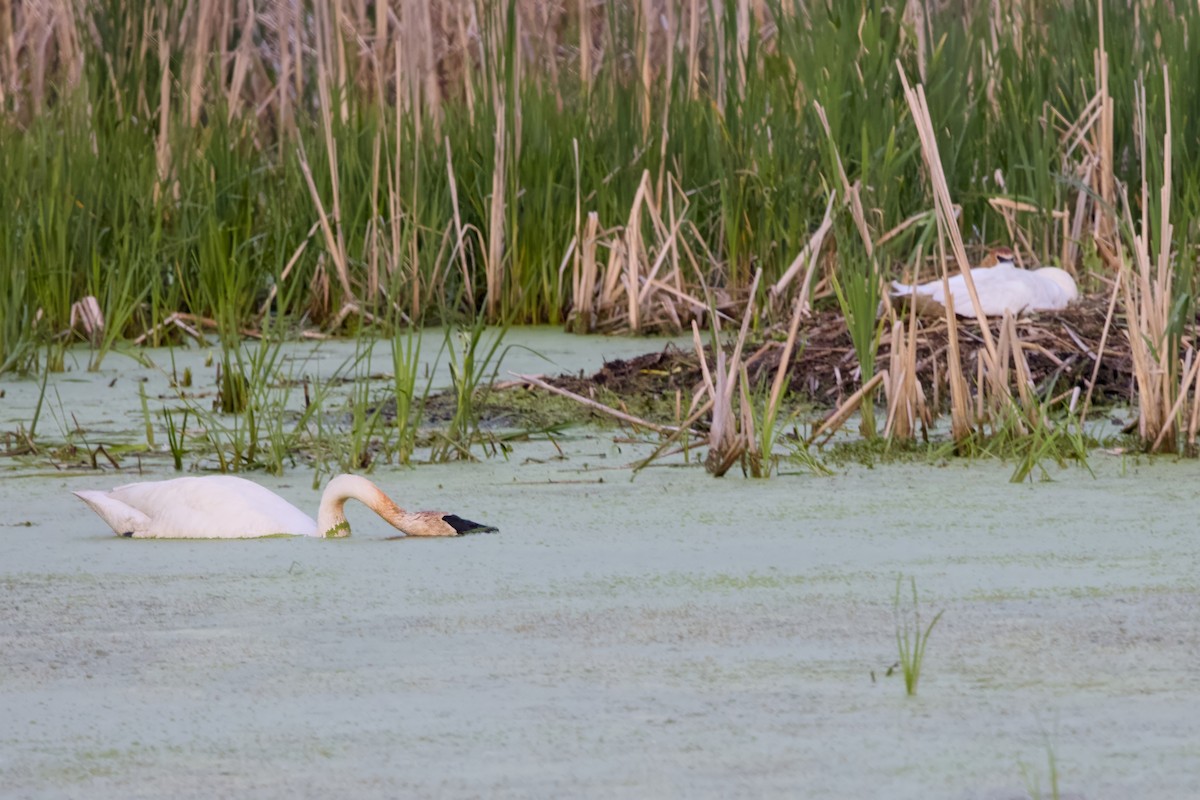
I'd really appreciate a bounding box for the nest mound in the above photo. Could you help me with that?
[547,294,1129,408]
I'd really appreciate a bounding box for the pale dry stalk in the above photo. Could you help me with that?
[1120,69,1178,452]
[693,269,761,476]
[882,315,929,441]
[899,67,999,363]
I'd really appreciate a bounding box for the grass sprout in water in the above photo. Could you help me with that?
[1020,737,1063,800]
[893,575,944,697]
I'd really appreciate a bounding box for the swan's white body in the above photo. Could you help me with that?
[890,257,1078,318]
[73,474,497,539]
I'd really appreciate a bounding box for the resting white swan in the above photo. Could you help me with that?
[889,249,1078,317]
[73,474,498,539]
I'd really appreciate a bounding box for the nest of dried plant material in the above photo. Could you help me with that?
[546,294,1132,411]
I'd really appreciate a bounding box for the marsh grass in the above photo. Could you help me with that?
[3,3,1198,349]
[431,319,511,461]
[829,234,884,439]
[162,407,189,471]
[5,1,1200,465]
[388,327,426,465]
[1020,739,1063,800]
[893,575,943,697]
[1002,408,1094,484]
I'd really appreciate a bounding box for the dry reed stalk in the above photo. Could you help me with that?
[1152,349,1200,453]
[693,269,761,476]
[225,0,257,123]
[622,175,646,331]
[710,0,726,114]
[566,168,708,334]
[420,0,442,134]
[486,46,507,320]
[297,139,355,309]
[153,13,172,205]
[898,66,1000,377]
[454,2,477,123]
[185,0,216,127]
[1120,70,1178,451]
[638,0,652,140]
[987,197,1068,269]
[512,372,687,435]
[1095,2,1116,246]
[0,0,13,108]
[769,193,834,314]
[899,63,1025,437]
[445,136,476,309]
[734,0,749,97]
[68,295,104,346]
[903,0,927,82]
[810,372,886,444]
[569,212,601,332]
[686,0,701,99]
[813,101,875,260]
[882,316,929,441]
[765,249,813,422]
[1188,356,1200,452]
[276,0,296,139]
[876,210,934,249]
[997,311,1034,434]
[937,242,975,443]
[392,44,422,319]
[1063,155,1097,271]
[316,4,349,278]
[578,0,591,89]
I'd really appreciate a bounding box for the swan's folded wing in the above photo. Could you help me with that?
[106,477,316,538]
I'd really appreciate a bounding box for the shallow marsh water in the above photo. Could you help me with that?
[2,333,1199,798]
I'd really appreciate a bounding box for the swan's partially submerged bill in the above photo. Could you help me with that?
[442,515,500,535]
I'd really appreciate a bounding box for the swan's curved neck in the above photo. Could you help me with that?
[316,474,411,537]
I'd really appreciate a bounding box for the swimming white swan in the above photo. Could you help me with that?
[73,474,498,539]
[889,249,1078,317]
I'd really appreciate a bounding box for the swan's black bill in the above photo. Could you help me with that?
[443,515,499,535]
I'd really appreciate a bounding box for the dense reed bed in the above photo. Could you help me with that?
[3,0,1200,458]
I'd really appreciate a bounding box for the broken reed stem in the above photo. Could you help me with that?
[487,62,507,321]
[898,64,1001,388]
[296,138,355,304]
[694,269,762,475]
[1121,68,1178,451]
[445,136,476,309]
[938,239,975,442]
[764,246,818,435]
[771,193,835,312]
[883,312,928,441]
[810,372,886,444]
[1079,245,1124,424]
[512,372,687,435]
[1152,349,1200,452]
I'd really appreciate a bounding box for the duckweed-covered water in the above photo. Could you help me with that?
[1,333,1198,798]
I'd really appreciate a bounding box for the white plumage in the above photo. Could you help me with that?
[73,474,497,539]
[889,253,1078,317]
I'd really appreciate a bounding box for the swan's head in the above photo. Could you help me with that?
[992,246,1016,267]
[401,511,500,537]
